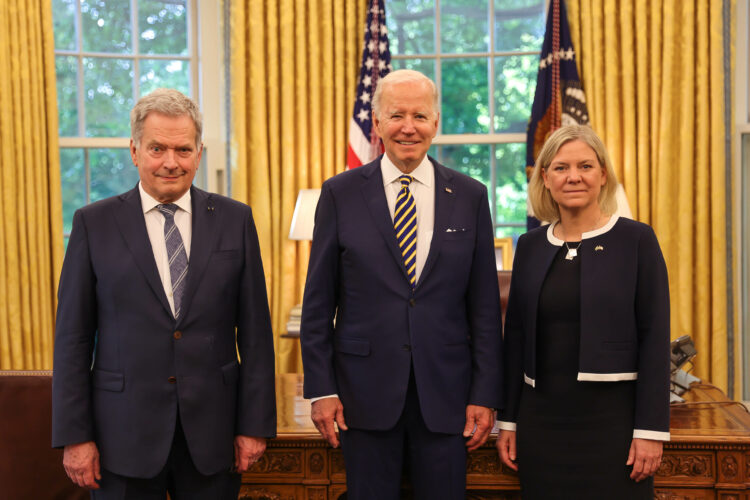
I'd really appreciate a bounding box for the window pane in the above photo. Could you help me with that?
[139,0,188,55]
[90,148,139,201]
[386,1,435,55]
[495,143,527,232]
[56,56,79,136]
[53,0,77,51]
[441,58,489,134]
[493,55,537,133]
[83,57,134,137]
[81,0,132,54]
[441,144,491,194]
[494,0,545,52]
[495,225,522,239]
[140,59,190,96]
[60,148,86,235]
[391,58,435,82]
[441,0,488,54]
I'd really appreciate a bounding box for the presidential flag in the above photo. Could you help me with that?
[526,0,589,228]
[347,0,392,170]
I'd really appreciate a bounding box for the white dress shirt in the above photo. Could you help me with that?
[139,182,192,317]
[309,155,436,404]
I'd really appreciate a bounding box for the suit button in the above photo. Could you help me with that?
[408,299,416,307]
[402,344,411,351]
[168,376,177,384]
[173,331,182,339]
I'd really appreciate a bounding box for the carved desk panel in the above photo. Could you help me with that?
[241,375,750,499]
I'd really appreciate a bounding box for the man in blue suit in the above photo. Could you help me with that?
[301,70,503,499]
[52,89,276,499]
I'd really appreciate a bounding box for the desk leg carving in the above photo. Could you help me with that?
[238,486,294,500]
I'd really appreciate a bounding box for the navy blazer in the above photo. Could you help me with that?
[52,185,276,478]
[301,156,503,434]
[499,215,670,440]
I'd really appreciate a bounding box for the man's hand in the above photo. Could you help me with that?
[463,405,495,452]
[627,438,663,481]
[63,441,101,490]
[234,435,267,473]
[496,430,518,471]
[311,396,348,448]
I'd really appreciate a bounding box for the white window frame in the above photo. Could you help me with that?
[736,0,749,398]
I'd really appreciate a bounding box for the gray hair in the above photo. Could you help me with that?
[528,124,619,222]
[130,88,202,147]
[372,69,438,118]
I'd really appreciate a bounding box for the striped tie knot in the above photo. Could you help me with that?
[393,174,417,289]
[158,203,178,218]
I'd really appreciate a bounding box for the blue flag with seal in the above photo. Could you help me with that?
[526,0,589,229]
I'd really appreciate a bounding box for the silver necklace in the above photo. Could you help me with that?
[564,241,582,260]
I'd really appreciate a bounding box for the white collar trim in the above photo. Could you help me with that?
[546,214,619,246]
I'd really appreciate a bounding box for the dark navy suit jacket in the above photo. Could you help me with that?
[52,185,276,477]
[301,156,503,434]
[499,215,670,440]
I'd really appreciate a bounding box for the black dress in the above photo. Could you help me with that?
[515,245,653,499]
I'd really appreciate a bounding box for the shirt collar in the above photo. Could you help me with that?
[138,182,192,215]
[380,154,434,188]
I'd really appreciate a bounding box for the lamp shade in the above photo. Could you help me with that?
[288,189,321,240]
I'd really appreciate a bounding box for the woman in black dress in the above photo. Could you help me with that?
[495,125,670,499]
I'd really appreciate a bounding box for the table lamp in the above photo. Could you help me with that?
[286,189,321,337]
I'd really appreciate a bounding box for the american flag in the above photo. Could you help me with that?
[346,0,392,170]
[526,0,589,228]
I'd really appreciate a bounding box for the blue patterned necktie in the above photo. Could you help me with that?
[158,204,189,319]
[394,175,417,289]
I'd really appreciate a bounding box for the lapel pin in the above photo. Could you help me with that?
[444,187,453,193]
[595,245,604,251]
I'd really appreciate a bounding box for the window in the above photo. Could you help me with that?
[52,0,226,246]
[385,0,546,239]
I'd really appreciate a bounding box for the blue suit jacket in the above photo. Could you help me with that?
[301,157,503,434]
[52,185,276,477]
[500,216,670,440]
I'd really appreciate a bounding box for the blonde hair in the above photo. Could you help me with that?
[130,88,202,147]
[528,125,618,222]
[372,69,438,118]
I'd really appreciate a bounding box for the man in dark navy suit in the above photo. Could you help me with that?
[52,89,276,499]
[301,70,503,499]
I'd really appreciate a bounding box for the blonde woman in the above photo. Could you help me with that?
[496,125,670,499]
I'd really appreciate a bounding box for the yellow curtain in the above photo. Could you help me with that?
[0,0,63,369]
[567,0,738,393]
[230,0,367,373]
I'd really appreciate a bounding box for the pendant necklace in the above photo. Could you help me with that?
[564,241,582,260]
[560,214,603,261]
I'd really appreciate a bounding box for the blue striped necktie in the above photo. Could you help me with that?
[394,175,417,288]
[158,204,189,319]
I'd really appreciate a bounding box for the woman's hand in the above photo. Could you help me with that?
[627,438,663,481]
[496,430,518,471]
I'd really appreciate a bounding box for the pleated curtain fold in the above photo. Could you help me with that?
[230,0,368,373]
[567,0,737,393]
[0,0,63,369]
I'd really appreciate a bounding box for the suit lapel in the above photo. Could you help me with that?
[419,159,455,285]
[113,186,173,318]
[176,186,218,327]
[360,160,413,283]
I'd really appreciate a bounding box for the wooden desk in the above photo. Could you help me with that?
[241,375,750,499]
